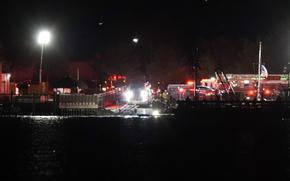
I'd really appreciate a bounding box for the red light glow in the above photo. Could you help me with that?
[264,89,271,95]
[187,80,194,85]
[248,90,254,95]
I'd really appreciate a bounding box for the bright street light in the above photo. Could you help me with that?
[37,31,51,45]
[37,30,51,83]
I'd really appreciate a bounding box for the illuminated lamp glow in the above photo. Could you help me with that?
[15,87,19,95]
[132,38,139,43]
[187,80,194,85]
[140,89,148,102]
[7,74,11,80]
[63,88,71,94]
[37,30,51,45]
[124,90,134,102]
[178,87,184,93]
[248,90,254,95]
[243,80,250,84]
[152,110,160,116]
[206,92,214,96]
[210,77,216,81]
[264,89,271,95]
[102,87,107,92]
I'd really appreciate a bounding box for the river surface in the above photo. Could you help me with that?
[0,114,288,181]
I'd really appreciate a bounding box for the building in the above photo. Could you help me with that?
[0,63,11,95]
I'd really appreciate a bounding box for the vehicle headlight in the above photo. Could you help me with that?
[124,90,134,102]
[152,110,160,116]
[140,89,148,102]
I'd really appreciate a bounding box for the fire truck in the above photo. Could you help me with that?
[167,83,218,101]
[201,73,289,101]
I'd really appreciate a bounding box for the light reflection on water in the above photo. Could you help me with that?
[17,114,173,120]
[16,114,170,180]
[19,116,65,179]
[1,113,286,180]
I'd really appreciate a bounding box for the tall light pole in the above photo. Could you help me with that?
[257,41,262,101]
[193,48,200,100]
[37,30,51,84]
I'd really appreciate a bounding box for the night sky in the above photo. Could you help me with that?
[1,1,290,83]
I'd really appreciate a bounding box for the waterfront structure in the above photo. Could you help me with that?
[0,63,11,95]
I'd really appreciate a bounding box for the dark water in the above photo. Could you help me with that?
[0,113,288,181]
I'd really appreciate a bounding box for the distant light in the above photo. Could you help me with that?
[210,77,216,81]
[63,88,71,94]
[132,38,139,43]
[152,110,160,116]
[102,87,107,92]
[15,87,19,95]
[140,89,148,102]
[187,80,194,85]
[7,74,11,81]
[37,30,51,45]
[98,22,103,26]
[264,89,271,95]
[178,87,184,93]
[244,80,250,84]
[248,90,254,95]
[124,89,134,102]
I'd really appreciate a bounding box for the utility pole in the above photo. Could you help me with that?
[257,41,262,101]
[288,62,290,99]
[193,48,200,100]
[39,44,44,84]
[77,67,79,81]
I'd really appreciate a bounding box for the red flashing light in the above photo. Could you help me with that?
[248,90,254,95]
[110,74,127,81]
[187,80,194,85]
[264,89,271,95]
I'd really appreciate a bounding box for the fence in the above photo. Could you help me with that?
[58,90,122,109]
